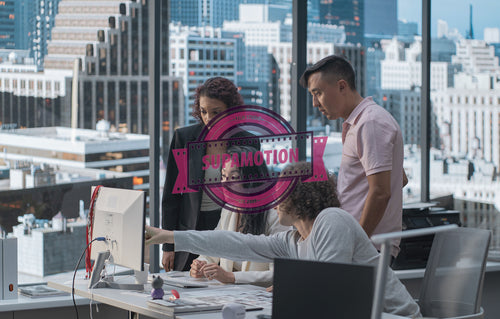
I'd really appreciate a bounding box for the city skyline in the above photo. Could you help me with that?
[398,0,500,39]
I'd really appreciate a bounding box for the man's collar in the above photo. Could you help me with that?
[344,97,374,125]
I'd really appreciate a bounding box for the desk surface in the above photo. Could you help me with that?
[48,272,170,319]
[47,271,407,319]
[0,291,88,312]
[48,271,272,319]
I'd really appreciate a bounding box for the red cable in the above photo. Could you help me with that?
[85,185,102,279]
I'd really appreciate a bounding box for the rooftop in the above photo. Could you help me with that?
[0,127,149,154]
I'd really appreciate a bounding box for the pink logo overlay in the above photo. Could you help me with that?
[172,105,327,214]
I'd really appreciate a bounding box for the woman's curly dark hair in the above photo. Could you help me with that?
[192,77,244,122]
[279,162,340,221]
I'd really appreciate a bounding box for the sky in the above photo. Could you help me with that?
[398,0,500,39]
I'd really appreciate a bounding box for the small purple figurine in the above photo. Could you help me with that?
[151,275,165,300]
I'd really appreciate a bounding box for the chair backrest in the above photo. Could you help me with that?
[418,227,491,318]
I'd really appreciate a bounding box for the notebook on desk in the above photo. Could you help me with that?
[272,258,375,319]
[162,277,209,288]
[147,286,267,315]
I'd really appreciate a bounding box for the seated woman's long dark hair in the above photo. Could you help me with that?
[225,145,268,235]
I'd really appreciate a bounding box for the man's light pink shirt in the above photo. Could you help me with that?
[337,97,403,256]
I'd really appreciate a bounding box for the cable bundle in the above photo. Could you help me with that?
[85,185,103,279]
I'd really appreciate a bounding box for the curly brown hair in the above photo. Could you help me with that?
[279,162,340,221]
[192,77,244,122]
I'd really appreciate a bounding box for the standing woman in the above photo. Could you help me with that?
[162,77,244,271]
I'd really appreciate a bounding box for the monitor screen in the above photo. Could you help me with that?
[90,186,145,272]
[272,258,375,319]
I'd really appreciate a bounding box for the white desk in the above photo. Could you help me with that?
[48,271,171,319]
[0,292,87,312]
[47,271,271,319]
[47,271,406,319]
[0,287,126,319]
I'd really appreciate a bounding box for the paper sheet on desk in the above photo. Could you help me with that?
[181,286,272,309]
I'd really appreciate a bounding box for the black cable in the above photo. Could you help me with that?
[73,237,106,319]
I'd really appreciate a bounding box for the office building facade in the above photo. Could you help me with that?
[0,0,35,51]
[378,89,440,148]
[0,66,69,129]
[364,0,396,36]
[0,0,60,69]
[397,20,418,44]
[364,0,397,47]
[238,45,280,113]
[451,39,500,74]
[365,46,384,98]
[170,0,240,28]
[169,24,236,123]
[431,38,457,63]
[240,0,319,23]
[433,77,500,169]
[270,42,334,121]
[32,0,61,69]
[224,18,345,47]
[319,0,364,45]
[381,38,449,91]
[484,28,500,44]
[0,0,17,49]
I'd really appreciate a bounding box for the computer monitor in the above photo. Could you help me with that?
[88,186,146,289]
[272,258,375,319]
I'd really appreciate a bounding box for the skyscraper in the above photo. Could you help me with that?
[32,0,61,69]
[170,0,240,28]
[242,0,320,23]
[0,0,35,50]
[169,24,237,122]
[467,4,474,40]
[364,0,396,36]
[0,1,17,49]
[364,0,397,47]
[319,0,364,45]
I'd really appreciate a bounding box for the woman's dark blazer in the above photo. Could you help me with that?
[161,122,261,270]
[162,123,206,271]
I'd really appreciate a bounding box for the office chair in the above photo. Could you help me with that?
[418,227,491,319]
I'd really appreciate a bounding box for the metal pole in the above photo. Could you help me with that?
[291,0,307,160]
[371,243,390,319]
[148,0,162,274]
[421,0,431,202]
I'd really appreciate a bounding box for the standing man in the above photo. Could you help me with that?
[299,55,404,257]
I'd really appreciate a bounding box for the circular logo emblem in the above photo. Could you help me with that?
[172,105,327,214]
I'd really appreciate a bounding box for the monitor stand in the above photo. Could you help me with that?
[88,251,145,290]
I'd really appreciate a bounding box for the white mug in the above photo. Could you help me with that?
[222,303,245,319]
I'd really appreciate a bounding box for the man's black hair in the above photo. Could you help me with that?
[299,55,356,90]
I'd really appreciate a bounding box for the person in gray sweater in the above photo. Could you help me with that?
[146,162,421,318]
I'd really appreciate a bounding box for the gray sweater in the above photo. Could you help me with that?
[175,207,421,318]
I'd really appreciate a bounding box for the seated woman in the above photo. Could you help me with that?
[190,145,291,286]
[146,162,421,318]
